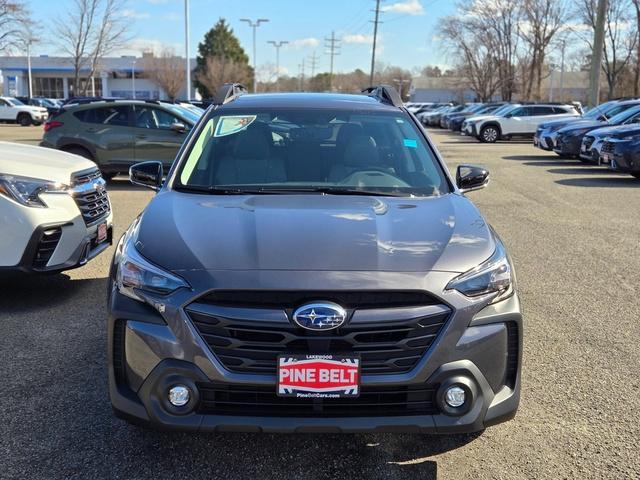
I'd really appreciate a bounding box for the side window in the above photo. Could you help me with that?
[534,107,555,116]
[509,107,530,117]
[134,106,181,130]
[77,106,130,126]
[154,109,182,129]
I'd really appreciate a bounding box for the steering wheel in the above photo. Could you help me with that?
[339,169,411,188]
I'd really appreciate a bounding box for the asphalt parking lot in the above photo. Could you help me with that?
[1,124,639,479]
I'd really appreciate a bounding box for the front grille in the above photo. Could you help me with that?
[32,227,62,269]
[601,141,615,154]
[187,293,450,375]
[197,383,439,417]
[70,169,111,226]
[583,136,595,150]
[543,136,555,148]
[71,168,101,186]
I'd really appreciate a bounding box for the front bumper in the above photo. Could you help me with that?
[108,270,523,434]
[0,191,113,273]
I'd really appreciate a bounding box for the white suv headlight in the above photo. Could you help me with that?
[0,173,68,207]
[446,239,514,302]
[115,219,189,302]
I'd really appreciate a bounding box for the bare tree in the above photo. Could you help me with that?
[578,0,637,98]
[55,0,129,96]
[441,15,500,101]
[0,0,28,53]
[631,0,640,95]
[144,49,186,101]
[519,0,568,100]
[195,56,252,96]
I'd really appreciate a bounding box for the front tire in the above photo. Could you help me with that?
[479,125,499,143]
[17,113,32,127]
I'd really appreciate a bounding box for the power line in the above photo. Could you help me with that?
[298,58,306,91]
[369,0,383,86]
[324,30,341,91]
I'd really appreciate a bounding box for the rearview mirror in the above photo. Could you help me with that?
[171,122,187,133]
[456,164,490,193]
[130,161,163,191]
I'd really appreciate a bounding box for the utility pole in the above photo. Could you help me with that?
[298,58,306,91]
[268,40,289,91]
[324,31,341,91]
[308,50,319,78]
[184,0,190,100]
[132,59,136,99]
[559,39,566,102]
[369,0,383,86]
[240,18,269,93]
[589,0,608,107]
[26,39,33,98]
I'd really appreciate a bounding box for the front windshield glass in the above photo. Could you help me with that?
[608,105,640,124]
[176,108,451,197]
[7,98,24,106]
[496,104,519,117]
[584,101,615,119]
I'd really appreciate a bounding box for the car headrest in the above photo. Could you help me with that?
[233,124,271,159]
[336,123,364,148]
[343,135,379,167]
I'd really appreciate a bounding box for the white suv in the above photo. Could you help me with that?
[0,142,113,274]
[462,104,580,143]
[0,96,49,126]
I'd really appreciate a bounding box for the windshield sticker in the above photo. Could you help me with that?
[214,115,257,137]
[403,138,418,148]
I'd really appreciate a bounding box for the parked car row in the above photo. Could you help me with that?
[532,98,640,179]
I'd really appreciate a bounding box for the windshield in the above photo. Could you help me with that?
[6,98,24,106]
[175,108,451,197]
[496,104,520,117]
[608,105,640,124]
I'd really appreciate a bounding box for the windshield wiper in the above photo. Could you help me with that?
[174,185,270,195]
[254,186,406,197]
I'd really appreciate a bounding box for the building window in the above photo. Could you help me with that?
[33,77,64,98]
[68,78,102,98]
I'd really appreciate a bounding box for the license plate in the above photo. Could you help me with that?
[581,144,586,152]
[277,354,360,398]
[601,153,610,164]
[96,222,108,243]
[533,137,538,146]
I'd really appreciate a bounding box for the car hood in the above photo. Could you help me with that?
[594,123,640,139]
[135,192,496,274]
[21,105,47,113]
[467,114,499,123]
[558,120,606,134]
[539,117,586,130]
[0,142,96,184]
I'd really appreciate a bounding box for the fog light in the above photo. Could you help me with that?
[444,386,466,408]
[168,385,190,407]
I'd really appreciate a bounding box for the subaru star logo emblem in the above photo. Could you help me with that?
[293,302,347,331]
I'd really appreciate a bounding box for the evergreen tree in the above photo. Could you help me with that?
[194,18,253,97]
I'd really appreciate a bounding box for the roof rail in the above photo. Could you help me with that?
[213,83,248,105]
[362,85,403,108]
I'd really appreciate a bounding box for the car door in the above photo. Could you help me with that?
[0,98,13,120]
[502,106,531,135]
[132,105,189,169]
[77,105,135,168]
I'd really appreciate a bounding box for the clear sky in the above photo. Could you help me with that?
[27,0,455,76]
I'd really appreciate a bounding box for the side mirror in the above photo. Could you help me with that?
[130,161,163,191]
[456,164,490,193]
[171,122,187,133]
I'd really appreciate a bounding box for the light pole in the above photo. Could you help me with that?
[132,59,136,99]
[26,39,32,98]
[268,40,288,92]
[185,0,191,100]
[240,18,269,93]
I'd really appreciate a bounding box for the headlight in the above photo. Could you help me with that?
[0,174,68,207]
[115,219,189,302]
[446,239,514,302]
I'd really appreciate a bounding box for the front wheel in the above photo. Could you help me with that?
[17,113,32,127]
[479,125,499,143]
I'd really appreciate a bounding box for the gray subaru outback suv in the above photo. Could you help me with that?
[108,84,522,434]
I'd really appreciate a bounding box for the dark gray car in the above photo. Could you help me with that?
[107,86,522,434]
[41,100,201,179]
